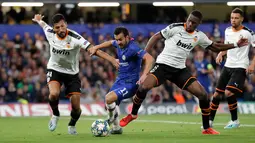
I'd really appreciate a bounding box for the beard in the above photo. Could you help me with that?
[57,32,66,38]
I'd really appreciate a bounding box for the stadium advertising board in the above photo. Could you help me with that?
[0,102,255,117]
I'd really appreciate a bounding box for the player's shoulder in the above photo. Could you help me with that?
[242,26,255,35]
[169,22,184,28]
[196,30,207,37]
[224,26,232,33]
[168,23,185,30]
[226,26,232,30]
[68,29,82,40]
[129,40,141,50]
[46,28,54,33]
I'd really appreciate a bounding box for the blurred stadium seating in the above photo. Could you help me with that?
[0,2,255,117]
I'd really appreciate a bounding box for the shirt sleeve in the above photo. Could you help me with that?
[250,32,255,48]
[160,24,179,39]
[42,24,54,41]
[111,40,118,48]
[132,46,146,59]
[198,32,213,49]
[78,36,91,50]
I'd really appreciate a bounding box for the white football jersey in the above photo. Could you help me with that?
[43,24,90,75]
[157,23,213,69]
[224,26,255,69]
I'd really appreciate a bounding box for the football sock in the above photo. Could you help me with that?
[68,109,81,126]
[209,96,220,121]
[227,95,238,121]
[199,99,211,129]
[106,102,116,120]
[49,99,60,116]
[131,88,148,115]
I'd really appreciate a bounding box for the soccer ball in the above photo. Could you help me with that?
[91,119,110,137]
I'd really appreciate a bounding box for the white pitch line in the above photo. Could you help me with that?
[64,117,255,127]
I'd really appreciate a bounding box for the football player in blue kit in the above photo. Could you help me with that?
[88,27,154,134]
[194,49,214,98]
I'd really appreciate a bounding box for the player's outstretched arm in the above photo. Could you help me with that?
[137,53,155,84]
[208,38,248,52]
[87,45,119,69]
[145,32,163,52]
[32,14,47,28]
[88,41,113,56]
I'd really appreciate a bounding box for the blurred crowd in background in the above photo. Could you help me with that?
[0,4,255,104]
[1,4,255,25]
[0,22,255,104]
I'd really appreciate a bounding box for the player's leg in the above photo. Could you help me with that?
[209,67,230,124]
[186,81,220,134]
[105,91,122,134]
[173,68,219,134]
[105,81,122,126]
[106,84,137,134]
[47,70,62,132]
[68,94,81,134]
[65,73,82,135]
[224,68,245,129]
[209,92,223,126]
[120,64,165,127]
[105,91,118,126]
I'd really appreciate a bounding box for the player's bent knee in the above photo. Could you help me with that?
[70,94,80,110]
[71,104,81,111]
[49,91,60,100]
[105,95,114,105]
[225,90,234,97]
[213,92,223,98]
[139,84,151,93]
[197,91,208,101]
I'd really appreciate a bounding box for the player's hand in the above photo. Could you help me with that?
[216,54,223,65]
[88,47,98,56]
[237,38,248,47]
[246,64,255,74]
[111,59,119,70]
[137,74,147,85]
[32,14,44,23]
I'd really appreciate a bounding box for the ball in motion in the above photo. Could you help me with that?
[91,119,110,137]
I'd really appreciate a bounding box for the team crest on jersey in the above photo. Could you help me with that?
[193,36,198,42]
[84,41,88,46]
[66,42,70,48]
[122,55,126,61]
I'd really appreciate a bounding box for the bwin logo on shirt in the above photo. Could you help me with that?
[176,40,193,49]
[52,48,70,55]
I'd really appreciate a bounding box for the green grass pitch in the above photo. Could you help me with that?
[0,114,255,143]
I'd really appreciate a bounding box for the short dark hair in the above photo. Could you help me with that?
[114,27,129,37]
[232,8,244,17]
[191,10,203,21]
[52,13,66,25]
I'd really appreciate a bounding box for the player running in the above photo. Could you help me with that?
[32,14,119,135]
[119,10,248,135]
[88,27,154,134]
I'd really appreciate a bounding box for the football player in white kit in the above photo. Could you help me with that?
[120,10,248,135]
[32,14,119,134]
[209,8,255,129]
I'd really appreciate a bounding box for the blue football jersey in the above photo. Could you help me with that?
[112,40,146,83]
[194,59,211,87]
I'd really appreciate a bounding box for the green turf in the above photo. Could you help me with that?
[0,114,255,143]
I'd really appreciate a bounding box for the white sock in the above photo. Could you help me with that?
[106,102,116,120]
[113,106,120,130]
